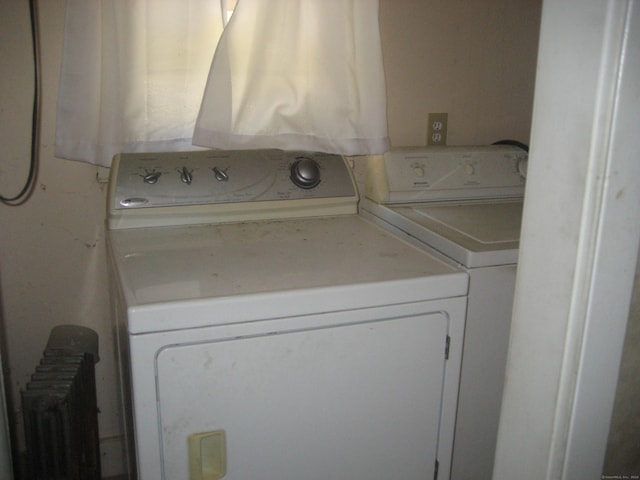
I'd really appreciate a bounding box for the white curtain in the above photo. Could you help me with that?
[55,0,225,167]
[55,0,389,167]
[193,0,390,155]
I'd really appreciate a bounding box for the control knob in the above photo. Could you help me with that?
[517,157,528,179]
[213,167,229,182]
[142,170,161,184]
[179,167,193,185]
[290,157,321,189]
[413,165,425,177]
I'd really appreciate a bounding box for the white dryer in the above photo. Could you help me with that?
[106,149,468,480]
[360,145,527,480]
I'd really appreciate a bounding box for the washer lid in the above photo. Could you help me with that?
[361,199,523,268]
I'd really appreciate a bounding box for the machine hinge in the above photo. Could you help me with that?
[434,458,440,480]
[445,335,450,360]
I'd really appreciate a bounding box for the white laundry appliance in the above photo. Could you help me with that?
[106,149,469,480]
[360,145,527,480]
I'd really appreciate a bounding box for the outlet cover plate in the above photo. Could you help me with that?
[427,113,448,145]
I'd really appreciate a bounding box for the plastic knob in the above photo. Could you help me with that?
[142,171,161,184]
[179,167,193,185]
[517,158,528,179]
[290,157,321,189]
[213,167,229,182]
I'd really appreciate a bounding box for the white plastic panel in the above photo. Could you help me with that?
[156,312,449,480]
[116,287,469,480]
[360,198,523,268]
[366,145,527,204]
[108,149,358,229]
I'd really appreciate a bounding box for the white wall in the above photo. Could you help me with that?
[0,0,541,477]
[380,0,540,147]
[0,1,123,476]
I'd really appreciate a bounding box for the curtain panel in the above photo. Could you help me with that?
[55,0,225,167]
[55,0,389,167]
[193,0,390,155]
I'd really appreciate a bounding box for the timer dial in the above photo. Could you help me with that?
[290,157,321,189]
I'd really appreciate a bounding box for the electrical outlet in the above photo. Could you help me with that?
[427,113,448,145]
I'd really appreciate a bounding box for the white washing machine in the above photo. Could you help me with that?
[360,145,527,480]
[106,149,469,480]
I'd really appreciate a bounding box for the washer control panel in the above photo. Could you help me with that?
[366,145,528,204]
[107,149,358,229]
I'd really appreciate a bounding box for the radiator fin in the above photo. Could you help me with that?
[21,325,100,480]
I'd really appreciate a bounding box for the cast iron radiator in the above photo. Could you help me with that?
[21,325,100,480]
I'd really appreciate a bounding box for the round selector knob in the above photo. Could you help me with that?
[463,163,475,175]
[290,157,321,189]
[517,157,528,179]
[413,165,425,177]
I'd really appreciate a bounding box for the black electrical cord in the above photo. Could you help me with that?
[1,0,40,205]
[492,139,529,153]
